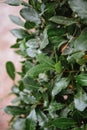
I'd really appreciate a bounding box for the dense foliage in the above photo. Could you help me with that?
[5,0,87,130]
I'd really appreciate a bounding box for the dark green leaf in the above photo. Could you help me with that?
[10,29,29,39]
[9,15,24,26]
[6,61,15,80]
[24,21,36,29]
[20,7,41,25]
[4,106,27,115]
[49,16,77,26]
[5,0,21,6]
[75,74,87,86]
[51,118,77,129]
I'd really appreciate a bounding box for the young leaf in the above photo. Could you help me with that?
[10,29,29,39]
[69,0,87,23]
[27,64,53,77]
[6,61,15,80]
[9,15,24,26]
[49,16,77,26]
[5,0,21,6]
[51,118,76,129]
[74,92,87,111]
[75,74,87,86]
[52,78,70,97]
[55,61,62,73]
[20,7,41,25]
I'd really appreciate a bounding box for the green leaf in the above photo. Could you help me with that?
[20,92,37,104]
[11,29,29,39]
[4,106,27,115]
[72,29,87,51]
[9,15,24,26]
[26,38,39,49]
[13,118,26,130]
[6,61,15,80]
[69,0,87,23]
[37,111,48,127]
[49,16,77,26]
[40,29,49,49]
[27,109,37,123]
[23,76,40,90]
[51,118,76,129]
[24,21,36,29]
[27,64,53,77]
[74,91,87,111]
[36,54,55,67]
[55,61,62,73]
[5,0,21,6]
[75,74,87,86]
[52,78,70,97]
[20,7,41,25]
[26,118,36,130]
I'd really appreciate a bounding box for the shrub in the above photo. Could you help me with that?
[5,0,87,130]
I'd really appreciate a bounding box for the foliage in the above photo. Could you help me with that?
[5,0,87,130]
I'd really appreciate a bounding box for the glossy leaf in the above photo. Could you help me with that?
[6,61,15,80]
[5,0,21,6]
[74,92,87,111]
[11,29,29,39]
[75,74,87,86]
[49,16,77,26]
[4,106,27,115]
[20,7,41,25]
[50,118,76,129]
[9,15,24,26]
[52,78,70,97]
[69,0,87,22]
[27,64,53,77]
[36,54,55,67]
[13,118,26,130]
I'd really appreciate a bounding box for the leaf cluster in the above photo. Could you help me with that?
[5,0,87,130]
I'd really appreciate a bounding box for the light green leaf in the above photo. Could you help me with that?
[40,29,49,49]
[51,118,76,129]
[69,0,87,23]
[72,29,87,51]
[5,0,21,6]
[55,61,62,73]
[10,29,29,39]
[74,92,87,111]
[49,16,77,26]
[27,64,53,77]
[6,61,15,80]
[20,92,37,104]
[9,15,24,26]
[75,74,87,86]
[27,109,37,123]
[13,118,26,130]
[26,38,40,49]
[52,78,70,97]
[26,48,37,57]
[36,54,55,67]
[20,7,41,25]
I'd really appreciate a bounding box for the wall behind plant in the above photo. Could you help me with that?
[0,2,21,130]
